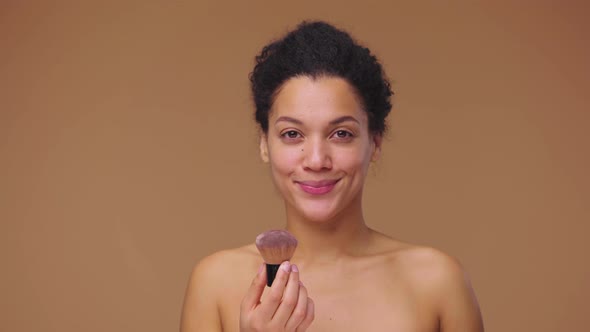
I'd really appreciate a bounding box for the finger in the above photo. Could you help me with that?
[272,264,301,324]
[295,297,315,332]
[240,263,267,311]
[284,280,308,331]
[257,261,291,320]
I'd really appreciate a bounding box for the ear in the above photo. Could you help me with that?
[371,133,383,162]
[259,132,269,163]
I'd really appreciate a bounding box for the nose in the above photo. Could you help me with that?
[302,137,332,171]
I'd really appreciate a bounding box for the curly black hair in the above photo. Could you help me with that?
[249,20,393,135]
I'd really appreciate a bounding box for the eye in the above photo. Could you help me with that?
[280,130,302,140]
[332,130,354,140]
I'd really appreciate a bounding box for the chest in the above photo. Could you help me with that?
[307,281,436,332]
[219,274,439,332]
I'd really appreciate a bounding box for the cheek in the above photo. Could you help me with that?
[269,145,300,176]
[336,146,372,174]
[341,156,368,175]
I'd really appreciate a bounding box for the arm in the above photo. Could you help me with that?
[405,247,484,332]
[435,255,484,332]
[180,255,223,332]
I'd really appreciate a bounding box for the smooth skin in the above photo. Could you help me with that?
[180,76,484,331]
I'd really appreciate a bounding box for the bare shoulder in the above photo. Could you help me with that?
[180,244,261,332]
[368,232,465,287]
[370,232,483,331]
[194,244,260,270]
[383,242,484,331]
[188,244,262,288]
[374,237,469,299]
[396,245,466,285]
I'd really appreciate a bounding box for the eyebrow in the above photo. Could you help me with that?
[275,116,303,125]
[329,115,359,125]
[275,115,359,126]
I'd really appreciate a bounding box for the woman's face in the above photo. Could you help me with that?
[260,76,382,222]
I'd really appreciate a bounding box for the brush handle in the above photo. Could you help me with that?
[266,264,280,287]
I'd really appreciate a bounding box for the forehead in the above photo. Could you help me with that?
[270,76,367,123]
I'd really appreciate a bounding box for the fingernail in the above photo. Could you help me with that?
[291,264,299,273]
[280,261,291,272]
[258,263,264,275]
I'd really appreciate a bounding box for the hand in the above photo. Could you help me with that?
[240,261,315,332]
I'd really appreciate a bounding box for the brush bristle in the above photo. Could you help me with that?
[255,230,298,264]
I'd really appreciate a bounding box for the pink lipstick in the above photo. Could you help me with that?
[296,179,339,195]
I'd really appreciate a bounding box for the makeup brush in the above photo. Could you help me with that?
[255,230,298,287]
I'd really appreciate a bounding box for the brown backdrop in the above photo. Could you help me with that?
[1,1,589,331]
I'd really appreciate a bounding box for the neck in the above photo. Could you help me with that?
[284,195,372,266]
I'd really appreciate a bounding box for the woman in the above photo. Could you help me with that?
[181,21,484,332]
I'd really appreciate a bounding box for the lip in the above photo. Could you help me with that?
[295,179,340,195]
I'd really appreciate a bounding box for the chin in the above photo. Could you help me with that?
[293,199,343,223]
[301,211,338,223]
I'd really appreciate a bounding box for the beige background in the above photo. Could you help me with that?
[1,1,589,331]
